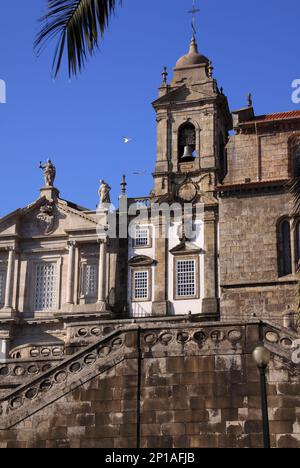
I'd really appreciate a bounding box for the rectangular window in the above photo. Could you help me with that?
[176,259,196,298]
[0,270,6,304]
[34,263,57,311]
[82,264,98,297]
[134,227,150,247]
[133,271,149,300]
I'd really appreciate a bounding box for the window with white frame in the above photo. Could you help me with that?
[34,262,57,311]
[176,259,196,298]
[82,263,98,297]
[133,270,149,300]
[0,270,6,304]
[134,227,150,247]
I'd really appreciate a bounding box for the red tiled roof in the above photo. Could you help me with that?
[244,110,300,125]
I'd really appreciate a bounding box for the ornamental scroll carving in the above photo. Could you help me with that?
[37,201,56,235]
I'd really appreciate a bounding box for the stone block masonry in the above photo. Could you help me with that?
[0,320,299,448]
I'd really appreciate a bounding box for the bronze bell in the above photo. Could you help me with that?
[181,145,194,161]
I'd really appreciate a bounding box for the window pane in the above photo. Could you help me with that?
[134,271,149,300]
[177,260,196,297]
[0,271,6,304]
[34,263,57,311]
[135,228,149,247]
[84,264,98,296]
[282,221,292,275]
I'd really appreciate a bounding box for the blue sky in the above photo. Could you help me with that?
[0,0,299,215]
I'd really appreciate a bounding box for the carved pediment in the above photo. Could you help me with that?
[128,255,157,267]
[0,213,19,237]
[152,85,190,107]
[0,196,98,240]
[170,240,204,256]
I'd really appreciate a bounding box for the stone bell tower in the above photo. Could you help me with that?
[151,32,232,318]
[152,35,232,197]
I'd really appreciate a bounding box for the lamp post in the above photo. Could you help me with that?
[253,346,271,449]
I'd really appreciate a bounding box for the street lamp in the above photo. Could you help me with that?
[253,346,271,449]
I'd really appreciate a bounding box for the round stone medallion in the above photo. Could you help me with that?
[178,181,197,202]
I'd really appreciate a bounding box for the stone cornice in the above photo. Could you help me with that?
[217,179,290,197]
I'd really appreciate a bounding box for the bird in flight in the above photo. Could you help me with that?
[122,136,133,144]
[133,171,147,176]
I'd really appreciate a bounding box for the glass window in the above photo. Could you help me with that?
[82,264,98,297]
[0,270,6,304]
[34,263,57,311]
[282,220,292,276]
[134,271,149,300]
[176,259,196,297]
[135,227,150,247]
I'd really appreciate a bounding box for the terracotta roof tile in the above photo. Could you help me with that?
[243,110,300,125]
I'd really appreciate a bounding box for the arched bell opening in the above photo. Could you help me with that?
[178,123,196,162]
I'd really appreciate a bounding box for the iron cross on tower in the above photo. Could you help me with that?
[188,0,200,38]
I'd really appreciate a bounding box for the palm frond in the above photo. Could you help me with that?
[35,0,121,77]
[287,177,300,330]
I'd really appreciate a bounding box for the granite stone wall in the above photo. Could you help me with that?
[225,131,291,186]
[0,322,299,449]
[219,192,297,324]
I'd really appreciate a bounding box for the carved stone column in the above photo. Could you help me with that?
[152,218,169,317]
[0,339,8,362]
[4,247,15,310]
[66,241,76,305]
[98,240,107,307]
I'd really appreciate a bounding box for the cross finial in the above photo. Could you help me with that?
[188,0,200,38]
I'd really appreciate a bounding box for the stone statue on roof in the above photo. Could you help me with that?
[39,159,56,187]
[98,180,111,205]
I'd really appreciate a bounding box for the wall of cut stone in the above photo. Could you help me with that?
[225,131,291,185]
[219,192,297,324]
[0,323,299,449]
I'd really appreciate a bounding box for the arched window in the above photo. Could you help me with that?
[280,220,292,276]
[178,123,196,161]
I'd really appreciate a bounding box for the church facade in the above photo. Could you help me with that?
[0,34,300,448]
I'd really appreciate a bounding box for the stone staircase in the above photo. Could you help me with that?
[0,319,299,431]
[0,328,128,429]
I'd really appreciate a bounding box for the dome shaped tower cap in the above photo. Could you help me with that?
[175,36,209,69]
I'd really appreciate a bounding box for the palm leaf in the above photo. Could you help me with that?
[35,0,121,77]
[287,177,300,330]
[287,177,300,214]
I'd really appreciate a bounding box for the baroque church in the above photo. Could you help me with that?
[0,30,300,449]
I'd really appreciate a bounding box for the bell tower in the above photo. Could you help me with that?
[152,35,232,198]
[151,13,232,319]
